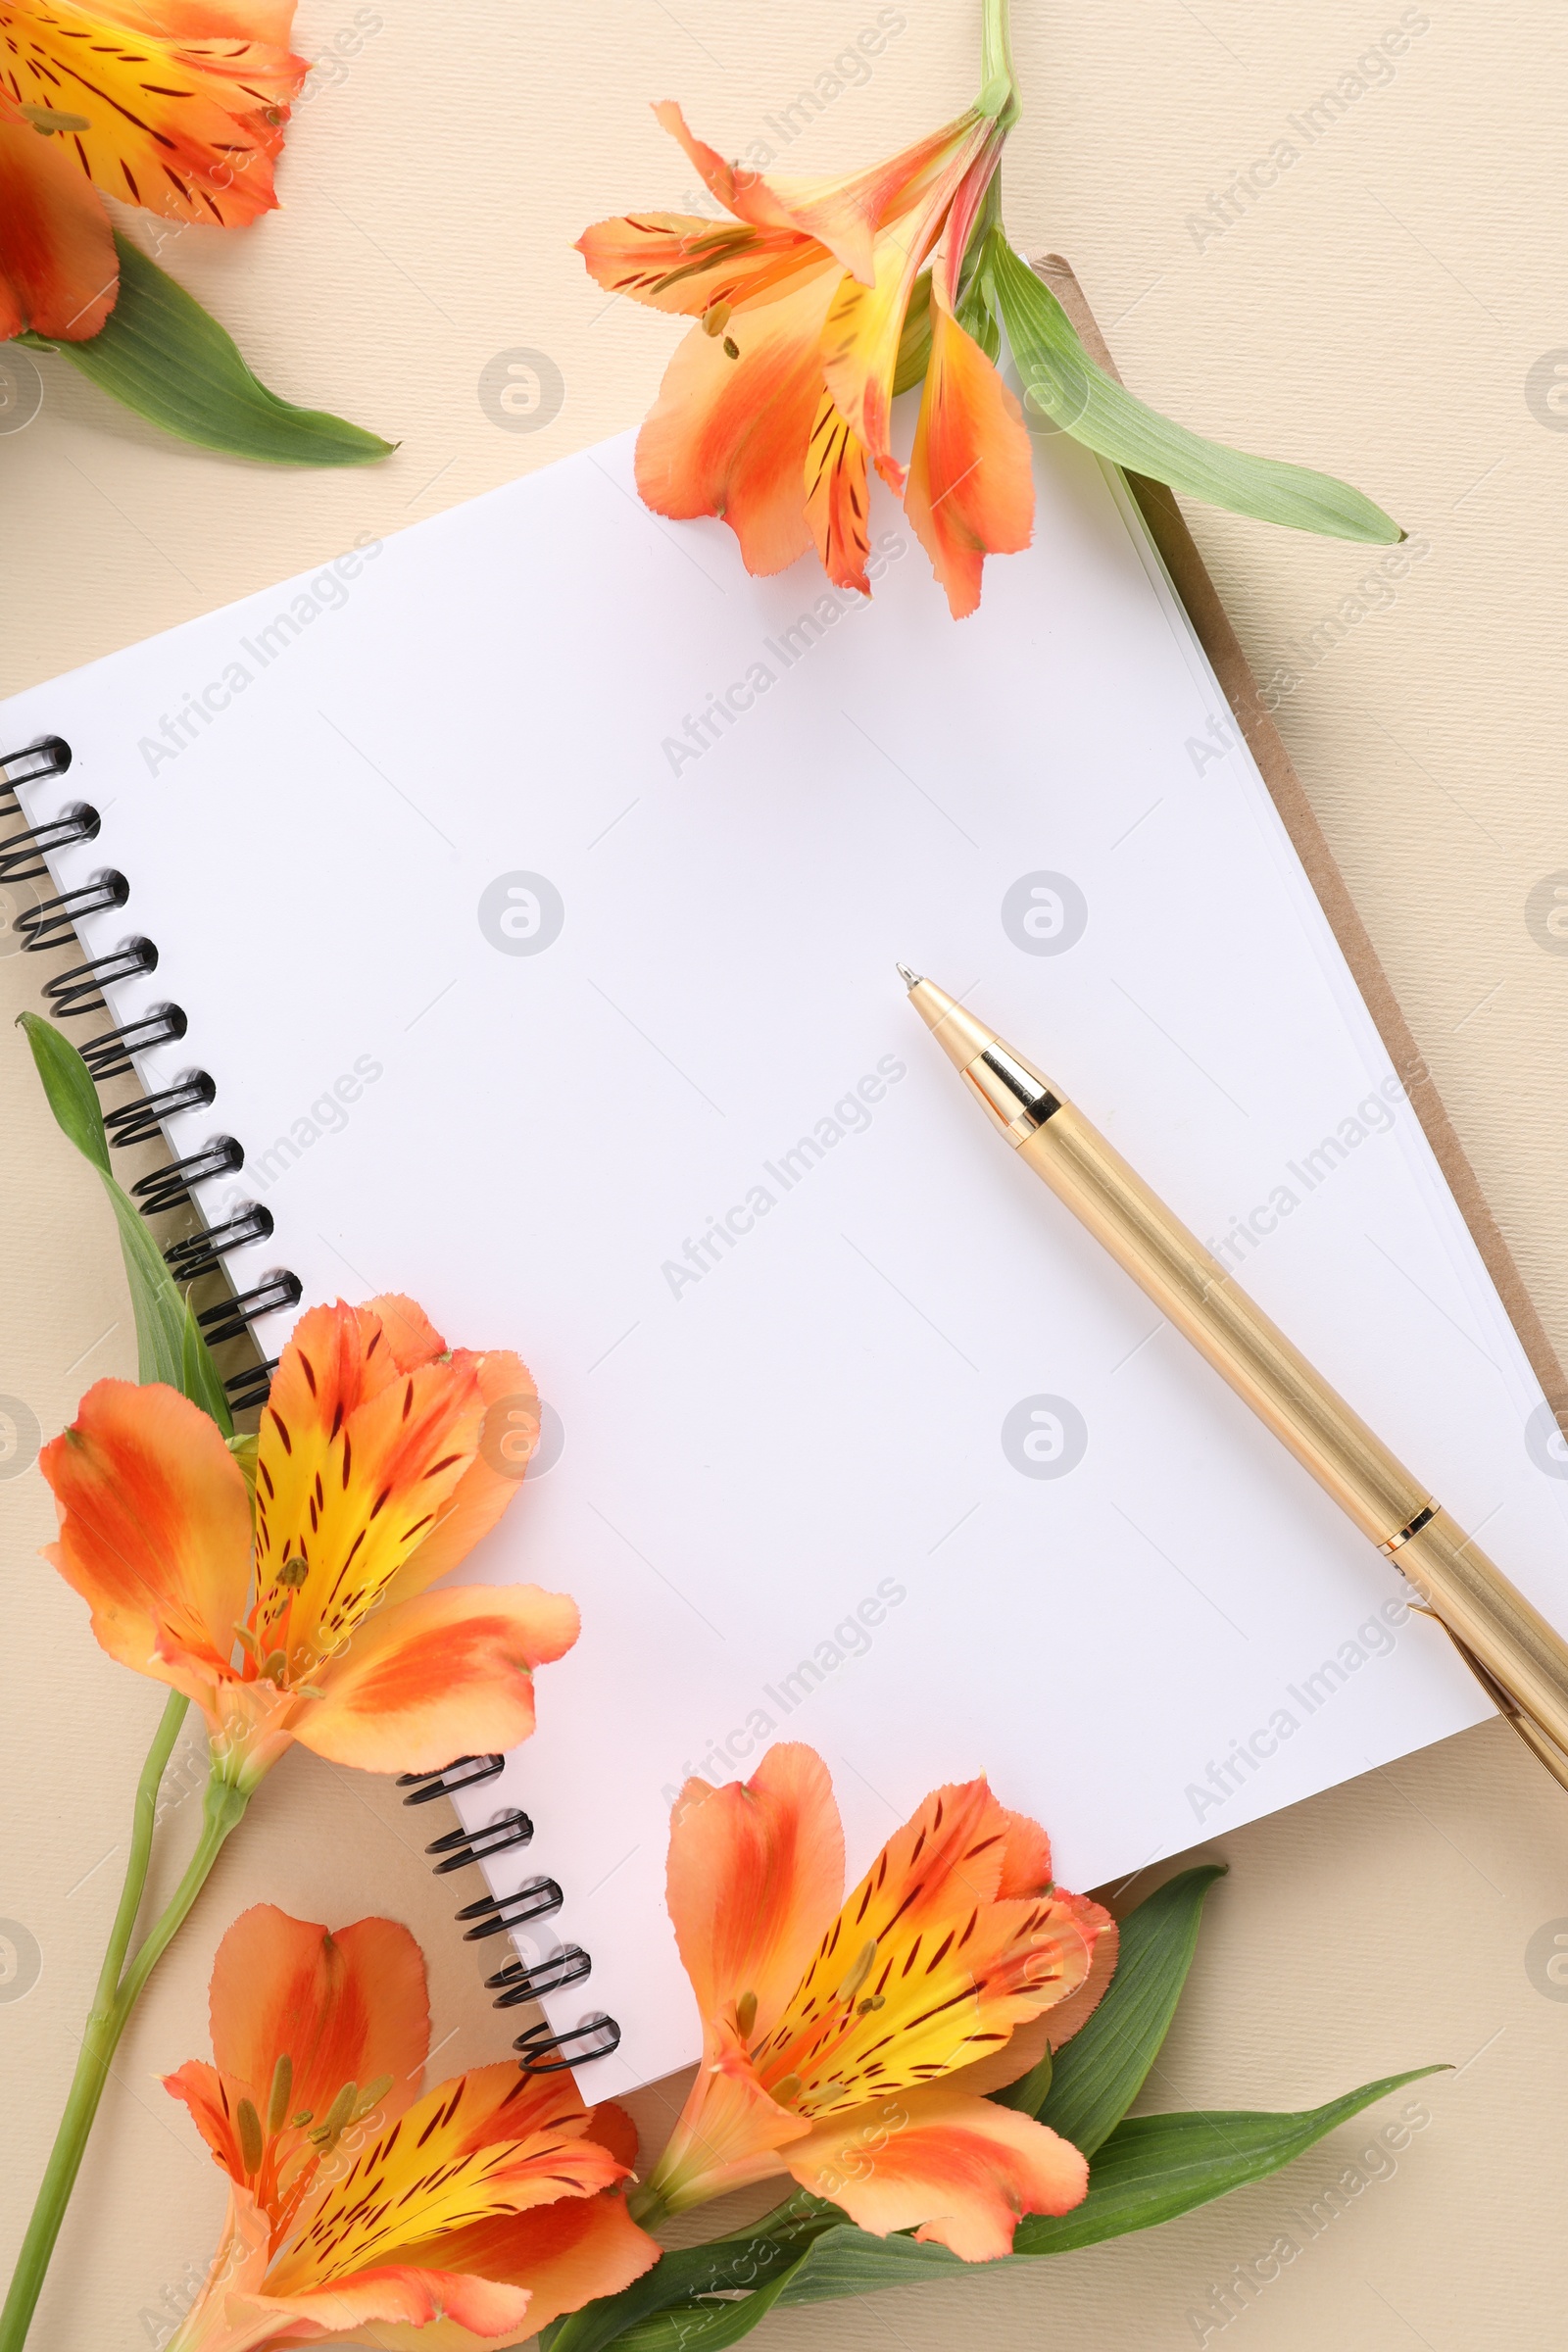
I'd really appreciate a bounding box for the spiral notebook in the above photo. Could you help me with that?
[8,327,1568,2099]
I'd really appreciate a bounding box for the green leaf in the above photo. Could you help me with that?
[20,1003,111,1173]
[1008,2070,1446,2257]
[985,233,1402,545]
[1012,1864,1226,2148]
[543,2198,833,2352]
[19,1011,231,1432]
[598,2070,1444,2350]
[21,233,393,467]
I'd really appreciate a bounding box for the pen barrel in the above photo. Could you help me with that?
[1017,1106,1568,1756]
[1397,1511,1568,1763]
[1020,1106,1420,1539]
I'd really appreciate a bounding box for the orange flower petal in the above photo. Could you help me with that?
[161,2058,234,2173]
[388,1346,539,1601]
[362,1292,449,1372]
[805,390,872,595]
[652,99,988,284]
[213,1906,429,2136]
[666,1742,844,2040]
[366,2192,659,2349]
[254,1300,488,1672]
[294,1582,579,1773]
[904,297,1034,620]
[39,1378,251,1696]
[818,119,994,483]
[142,0,298,41]
[648,2039,810,2216]
[267,2062,625,2299]
[995,1806,1054,1899]
[228,2263,534,2343]
[766,118,989,284]
[0,115,116,339]
[351,2078,657,2345]
[577,209,825,318]
[787,2084,1088,2260]
[1039,1890,1118,2051]
[584,2099,639,2171]
[754,1780,1094,2114]
[5,0,308,229]
[650,100,810,238]
[635,266,839,577]
[165,1908,430,2243]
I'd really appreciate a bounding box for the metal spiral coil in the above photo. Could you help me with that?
[196,1272,303,1348]
[401,1755,619,2070]
[513,2016,622,2077]
[79,1004,188,1081]
[164,1205,274,1280]
[0,736,72,808]
[397,1756,507,1804]
[19,871,128,951]
[3,738,629,2074]
[129,1137,243,1215]
[485,1946,593,2009]
[42,937,157,1016]
[103,1072,217,1149]
[458,1878,565,1941]
[5,735,301,1427]
[0,803,99,882]
[224,1360,278,1413]
[425,1809,534,1874]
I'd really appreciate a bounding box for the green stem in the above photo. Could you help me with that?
[117,1775,249,2014]
[980,0,1020,124]
[92,1691,189,2016]
[0,1719,249,2352]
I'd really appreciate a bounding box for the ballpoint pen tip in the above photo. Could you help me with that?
[895,961,920,990]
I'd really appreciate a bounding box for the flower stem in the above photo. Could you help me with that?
[980,0,1020,125]
[0,1705,249,2352]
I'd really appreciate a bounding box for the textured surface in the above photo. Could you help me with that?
[4,2,1567,2346]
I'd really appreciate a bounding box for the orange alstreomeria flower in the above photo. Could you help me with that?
[39,1293,577,1795]
[0,0,308,342]
[577,89,1034,617]
[162,1905,659,2350]
[637,1744,1118,2259]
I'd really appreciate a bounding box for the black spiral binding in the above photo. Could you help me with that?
[399,1759,621,2077]
[3,735,299,1414]
[8,738,620,2076]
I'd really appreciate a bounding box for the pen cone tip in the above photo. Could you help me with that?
[895,961,920,990]
[899,969,1000,1065]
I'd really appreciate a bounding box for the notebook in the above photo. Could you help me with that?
[7,404,1566,2101]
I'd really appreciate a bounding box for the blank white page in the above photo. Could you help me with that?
[8,427,1565,2097]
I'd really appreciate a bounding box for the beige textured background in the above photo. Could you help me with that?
[5,1,1568,2344]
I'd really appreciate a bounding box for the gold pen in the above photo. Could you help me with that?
[900,965,1568,1796]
